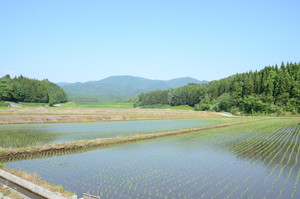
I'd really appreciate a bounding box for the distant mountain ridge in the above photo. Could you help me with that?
[57,76,207,102]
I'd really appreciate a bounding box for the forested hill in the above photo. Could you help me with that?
[0,75,68,105]
[58,76,206,102]
[135,62,300,115]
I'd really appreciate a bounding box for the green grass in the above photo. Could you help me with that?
[0,101,9,109]
[0,101,135,109]
[52,102,134,109]
[169,105,194,110]
[0,101,8,107]
[57,102,193,110]
[0,101,48,109]
[21,102,48,107]
[137,104,194,110]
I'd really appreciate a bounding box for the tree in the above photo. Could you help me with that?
[134,62,300,115]
[0,76,12,101]
[0,75,68,105]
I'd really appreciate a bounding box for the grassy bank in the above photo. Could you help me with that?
[0,101,194,110]
[0,183,24,199]
[135,104,194,110]
[54,102,134,109]
[0,101,134,110]
[0,165,74,198]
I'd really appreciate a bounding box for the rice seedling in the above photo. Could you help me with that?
[0,119,218,148]
[1,119,299,199]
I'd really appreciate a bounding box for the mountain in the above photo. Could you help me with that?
[166,77,207,88]
[58,76,207,102]
[56,82,72,87]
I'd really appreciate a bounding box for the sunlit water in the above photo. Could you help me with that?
[5,121,300,199]
[0,119,216,147]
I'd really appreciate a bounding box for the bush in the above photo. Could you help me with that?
[229,106,240,114]
[241,96,267,114]
[194,103,210,111]
[291,108,297,115]
[217,93,233,112]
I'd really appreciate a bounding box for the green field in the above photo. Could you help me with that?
[2,119,299,199]
[54,102,134,109]
[0,101,135,109]
[135,104,194,110]
[0,101,196,110]
[47,102,195,110]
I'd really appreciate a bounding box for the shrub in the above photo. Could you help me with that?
[194,103,210,111]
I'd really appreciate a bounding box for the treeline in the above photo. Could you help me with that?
[135,62,300,115]
[0,75,68,105]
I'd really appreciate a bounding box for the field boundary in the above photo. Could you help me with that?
[0,119,264,159]
[0,109,220,124]
[0,169,77,199]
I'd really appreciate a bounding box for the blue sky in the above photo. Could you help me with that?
[0,0,299,83]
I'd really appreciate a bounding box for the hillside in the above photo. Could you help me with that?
[135,62,300,115]
[0,75,68,105]
[58,76,206,102]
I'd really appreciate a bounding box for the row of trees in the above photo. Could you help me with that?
[135,62,300,115]
[0,75,68,105]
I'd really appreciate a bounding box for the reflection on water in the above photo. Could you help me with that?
[4,120,300,199]
[0,119,216,148]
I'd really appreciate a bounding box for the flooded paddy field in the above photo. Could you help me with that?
[0,119,217,148]
[2,119,299,199]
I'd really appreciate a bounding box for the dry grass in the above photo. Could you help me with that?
[0,185,24,199]
[0,108,220,124]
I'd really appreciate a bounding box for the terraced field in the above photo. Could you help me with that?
[2,119,299,199]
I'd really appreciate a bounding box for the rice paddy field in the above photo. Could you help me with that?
[1,118,299,199]
[0,119,217,148]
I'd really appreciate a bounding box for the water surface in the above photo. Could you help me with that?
[5,119,299,199]
[0,119,216,147]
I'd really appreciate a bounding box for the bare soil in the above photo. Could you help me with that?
[0,108,219,124]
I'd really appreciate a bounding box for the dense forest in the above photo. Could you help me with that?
[135,62,300,115]
[0,75,68,105]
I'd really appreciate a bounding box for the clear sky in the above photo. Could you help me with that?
[1,0,299,83]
